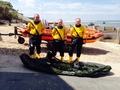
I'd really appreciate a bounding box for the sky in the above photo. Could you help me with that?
[2,0,120,21]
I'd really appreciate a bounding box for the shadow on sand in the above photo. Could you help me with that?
[82,46,109,55]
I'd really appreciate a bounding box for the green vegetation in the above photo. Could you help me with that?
[0,0,18,22]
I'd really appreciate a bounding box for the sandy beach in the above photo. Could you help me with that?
[0,25,120,77]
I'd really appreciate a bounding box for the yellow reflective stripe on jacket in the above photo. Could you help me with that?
[70,25,86,37]
[52,26,66,40]
[28,21,44,35]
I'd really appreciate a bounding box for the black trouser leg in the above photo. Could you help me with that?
[36,42,41,54]
[29,35,35,55]
[29,42,35,55]
[69,37,77,56]
[36,35,42,54]
[76,38,83,57]
[29,35,41,55]
[52,40,58,57]
[59,41,64,57]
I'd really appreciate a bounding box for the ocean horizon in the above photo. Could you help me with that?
[64,20,120,28]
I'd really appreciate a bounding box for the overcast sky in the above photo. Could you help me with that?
[3,0,120,21]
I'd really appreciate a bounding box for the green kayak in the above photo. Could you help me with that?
[20,52,112,77]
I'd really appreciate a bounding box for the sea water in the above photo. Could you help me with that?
[64,20,120,28]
